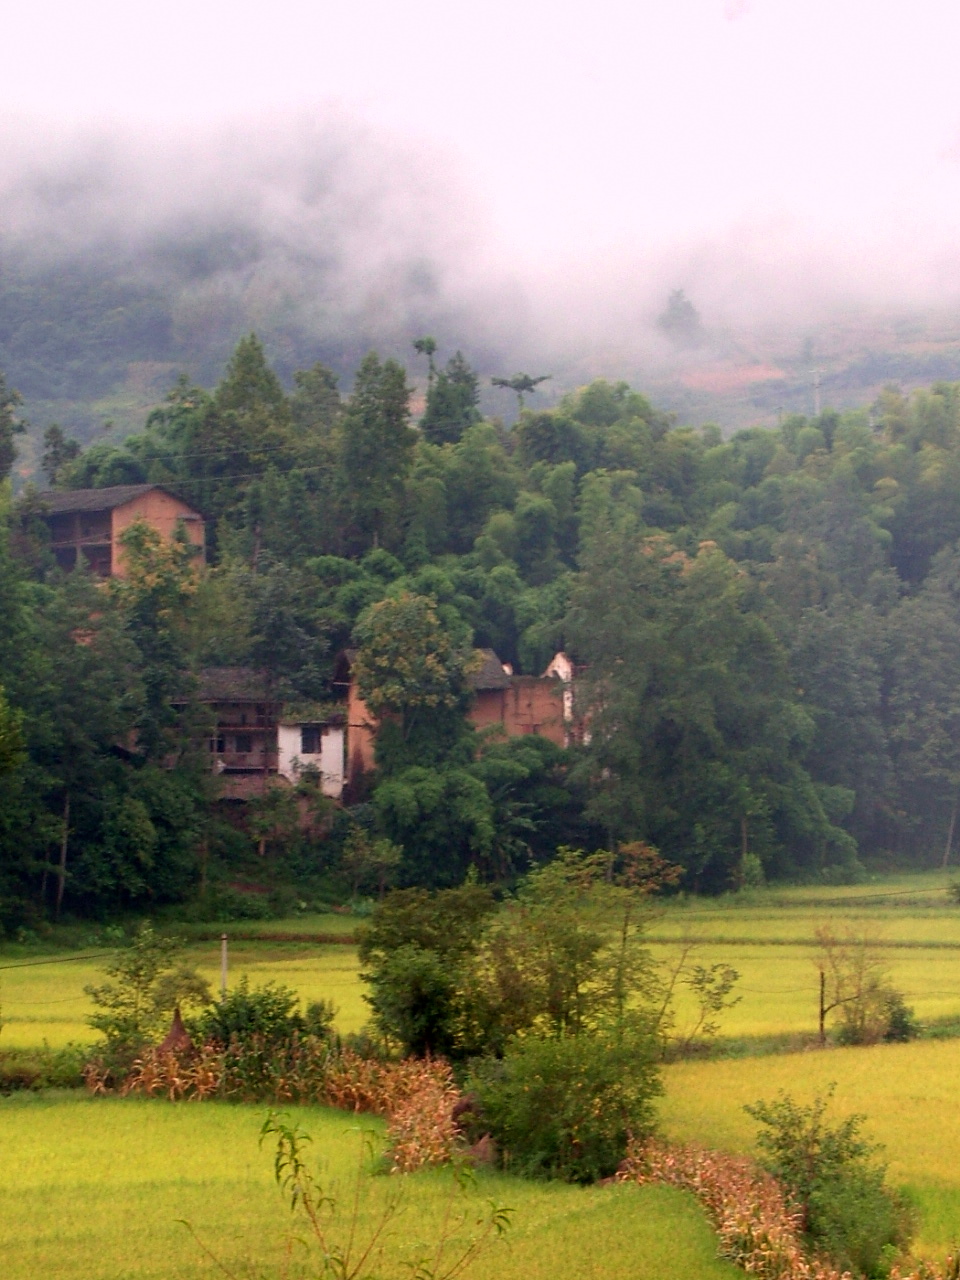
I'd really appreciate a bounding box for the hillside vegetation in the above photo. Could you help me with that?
[5,339,960,924]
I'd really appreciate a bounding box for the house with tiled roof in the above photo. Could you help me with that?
[178,668,345,801]
[37,484,205,577]
[334,647,577,788]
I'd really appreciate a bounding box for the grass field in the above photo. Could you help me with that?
[0,941,368,1048]
[0,1094,743,1280]
[2,872,960,1271]
[661,1038,960,1257]
[5,870,958,1049]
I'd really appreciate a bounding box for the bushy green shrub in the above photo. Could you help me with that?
[745,1089,913,1278]
[467,1026,662,1183]
[358,883,494,1056]
[882,991,919,1042]
[363,944,459,1057]
[0,1043,87,1092]
[197,978,309,1047]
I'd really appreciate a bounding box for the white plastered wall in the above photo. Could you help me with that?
[277,724,345,798]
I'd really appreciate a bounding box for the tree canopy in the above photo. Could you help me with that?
[6,332,960,922]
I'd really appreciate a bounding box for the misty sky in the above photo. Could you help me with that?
[6,1,960,258]
[5,0,960,375]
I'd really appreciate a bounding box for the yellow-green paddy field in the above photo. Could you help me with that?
[2,870,959,1277]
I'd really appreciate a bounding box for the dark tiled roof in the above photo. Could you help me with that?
[36,485,198,516]
[338,646,512,691]
[194,667,275,702]
[469,648,512,690]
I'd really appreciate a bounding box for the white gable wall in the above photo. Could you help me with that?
[277,723,345,798]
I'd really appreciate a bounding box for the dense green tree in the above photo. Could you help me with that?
[420,351,481,445]
[569,527,854,887]
[886,544,960,864]
[109,519,200,759]
[40,424,81,485]
[352,591,474,747]
[339,352,415,549]
[0,686,24,779]
[357,881,494,1055]
[290,361,340,436]
[0,370,26,483]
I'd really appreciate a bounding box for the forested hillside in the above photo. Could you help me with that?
[3,334,960,928]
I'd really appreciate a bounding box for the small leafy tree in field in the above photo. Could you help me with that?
[815,927,916,1046]
[85,922,211,1057]
[745,1088,913,1278]
[654,940,741,1058]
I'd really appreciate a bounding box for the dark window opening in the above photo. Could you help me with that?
[234,733,253,754]
[82,545,112,576]
[300,726,321,755]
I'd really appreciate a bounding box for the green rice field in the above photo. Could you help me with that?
[3,870,959,1048]
[0,1094,742,1280]
[662,1038,960,1256]
[2,870,960,1272]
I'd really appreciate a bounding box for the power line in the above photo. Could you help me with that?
[0,951,110,971]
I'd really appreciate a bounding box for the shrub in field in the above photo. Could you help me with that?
[466,1024,662,1183]
[84,922,211,1064]
[745,1089,913,1278]
[0,1043,86,1092]
[358,882,494,1057]
[880,991,919,1043]
[815,928,916,1047]
[362,943,461,1057]
[196,977,330,1048]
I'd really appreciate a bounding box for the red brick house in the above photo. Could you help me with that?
[334,648,579,787]
[37,484,205,577]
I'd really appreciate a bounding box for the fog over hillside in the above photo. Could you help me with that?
[0,119,531,433]
[6,44,960,455]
